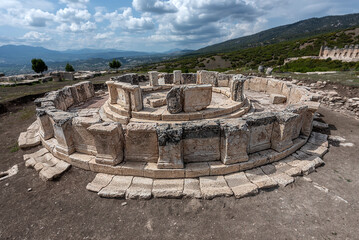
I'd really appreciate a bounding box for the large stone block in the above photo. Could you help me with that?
[196,70,218,86]
[72,116,100,155]
[218,73,233,87]
[248,77,267,92]
[181,73,197,84]
[243,112,277,153]
[285,104,308,139]
[148,71,159,86]
[106,81,118,104]
[271,112,298,152]
[125,123,158,162]
[183,84,212,112]
[158,73,173,85]
[182,120,221,162]
[229,75,246,102]
[156,124,184,169]
[266,79,284,95]
[220,119,249,164]
[173,70,182,85]
[166,86,183,114]
[113,73,139,85]
[36,109,54,140]
[88,122,124,166]
[114,82,143,112]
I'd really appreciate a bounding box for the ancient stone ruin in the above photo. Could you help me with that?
[19,70,329,199]
[319,45,359,62]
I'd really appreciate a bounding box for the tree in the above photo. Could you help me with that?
[65,63,75,72]
[31,58,48,74]
[109,59,121,69]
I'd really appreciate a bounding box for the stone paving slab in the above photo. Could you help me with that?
[245,167,278,189]
[272,160,302,177]
[125,177,153,200]
[300,143,328,157]
[224,172,258,199]
[260,164,294,187]
[152,179,184,198]
[183,178,201,198]
[18,120,41,149]
[199,176,233,199]
[98,176,133,198]
[185,162,210,178]
[39,161,71,181]
[308,132,328,147]
[284,156,316,175]
[86,173,114,192]
[23,148,49,161]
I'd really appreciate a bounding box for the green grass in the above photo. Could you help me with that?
[277,58,359,72]
[9,143,19,153]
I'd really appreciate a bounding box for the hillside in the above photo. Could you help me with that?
[137,26,359,72]
[194,13,359,54]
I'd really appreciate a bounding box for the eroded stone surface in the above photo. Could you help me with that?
[224,172,258,199]
[98,176,133,198]
[183,178,201,198]
[125,177,153,199]
[245,167,278,189]
[152,179,184,198]
[86,173,114,192]
[199,175,233,199]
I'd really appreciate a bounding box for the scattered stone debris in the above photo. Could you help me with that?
[0,164,19,181]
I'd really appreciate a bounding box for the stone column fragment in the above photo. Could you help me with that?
[166,86,183,114]
[36,108,54,140]
[173,70,182,85]
[271,112,298,152]
[243,112,277,153]
[88,122,124,166]
[106,81,118,104]
[220,119,249,165]
[148,71,159,86]
[156,124,184,169]
[196,70,218,86]
[230,75,246,102]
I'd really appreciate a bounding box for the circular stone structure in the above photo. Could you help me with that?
[29,70,322,182]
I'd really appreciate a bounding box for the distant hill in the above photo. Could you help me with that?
[0,45,171,65]
[194,13,359,54]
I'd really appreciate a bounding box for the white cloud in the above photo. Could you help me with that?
[59,0,89,9]
[21,31,52,42]
[24,9,55,27]
[57,21,96,32]
[56,7,91,23]
[132,0,177,14]
[94,32,114,39]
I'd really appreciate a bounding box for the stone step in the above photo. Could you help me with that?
[86,173,114,192]
[199,175,233,199]
[152,179,184,198]
[224,172,258,199]
[125,177,153,200]
[98,176,133,198]
[245,167,278,189]
[103,102,129,124]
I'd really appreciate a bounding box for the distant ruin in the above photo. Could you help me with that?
[319,45,359,62]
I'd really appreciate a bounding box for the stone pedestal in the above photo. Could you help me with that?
[271,112,298,152]
[230,75,246,102]
[166,86,183,114]
[107,81,118,104]
[88,122,124,166]
[243,112,277,153]
[173,70,182,85]
[157,124,184,169]
[125,123,159,162]
[220,119,249,164]
[285,104,308,139]
[148,71,159,86]
[114,82,143,112]
[50,111,76,156]
[36,109,54,140]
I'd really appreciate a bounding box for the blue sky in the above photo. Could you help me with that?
[0,0,359,52]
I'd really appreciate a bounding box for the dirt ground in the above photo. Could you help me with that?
[0,102,358,240]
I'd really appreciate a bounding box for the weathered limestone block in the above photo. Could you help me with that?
[148,71,159,86]
[270,94,287,104]
[245,167,278,189]
[49,111,76,156]
[61,72,74,81]
[220,119,249,164]
[288,87,307,104]
[156,124,184,169]
[196,70,218,86]
[71,118,96,155]
[181,73,197,84]
[243,112,277,153]
[285,104,308,139]
[166,86,183,114]
[125,177,153,199]
[114,82,143,112]
[98,176,133,198]
[248,77,267,92]
[173,70,182,85]
[271,112,298,152]
[218,73,233,87]
[182,120,221,162]
[229,75,246,102]
[39,160,71,181]
[125,123,158,162]
[260,164,294,187]
[183,178,201,198]
[183,84,212,112]
[266,79,284,95]
[199,175,233,199]
[152,179,184,198]
[224,172,258,199]
[86,173,114,192]
[112,73,139,85]
[281,83,293,99]
[106,81,118,104]
[158,73,173,85]
[74,82,88,103]
[36,109,54,140]
[148,98,166,108]
[88,122,124,166]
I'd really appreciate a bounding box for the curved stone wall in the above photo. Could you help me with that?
[33,72,320,179]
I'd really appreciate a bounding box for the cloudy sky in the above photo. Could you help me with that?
[0,0,358,52]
